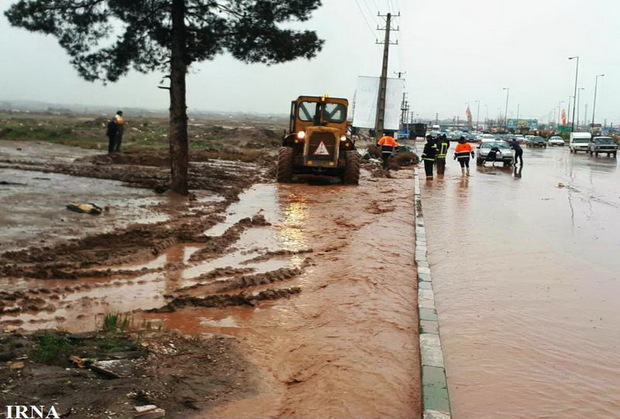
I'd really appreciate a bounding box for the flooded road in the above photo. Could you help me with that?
[1,161,421,417]
[420,145,620,418]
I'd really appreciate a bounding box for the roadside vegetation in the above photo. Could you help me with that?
[0,111,287,159]
[27,313,140,367]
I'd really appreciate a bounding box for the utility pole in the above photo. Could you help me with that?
[591,74,605,129]
[503,87,510,131]
[374,12,399,140]
[395,71,407,130]
[400,91,407,126]
[569,56,579,131]
[577,87,585,130]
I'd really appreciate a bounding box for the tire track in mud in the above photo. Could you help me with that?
[1,146,422,419]
[0,150,302,332]
[200,171,421,419]
[0,210,312,328]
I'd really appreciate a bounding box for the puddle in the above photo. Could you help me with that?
[200,315,239,328]
[1,183,307,333]
[204,184,280,236]
[0,168,170,253]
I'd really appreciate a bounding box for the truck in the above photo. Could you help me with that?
[277,95,360,184]
[410,123,427,139]
[569,132,592,153]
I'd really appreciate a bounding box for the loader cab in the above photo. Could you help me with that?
[289,96,349,135]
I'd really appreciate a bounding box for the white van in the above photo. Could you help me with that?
[569,132,592,153]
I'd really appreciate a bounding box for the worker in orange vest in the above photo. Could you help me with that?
[377,134,398,169]
[454,136,475,176]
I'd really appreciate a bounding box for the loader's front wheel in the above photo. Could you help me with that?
[343,150,361,184]
[277,146,294,183]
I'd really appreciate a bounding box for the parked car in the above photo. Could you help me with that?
[569,132,592,153]
[588,136,618,157]
[548,136,565,146]
[478,133,498,143]
[526,136,547,148]
[476,141,513,166]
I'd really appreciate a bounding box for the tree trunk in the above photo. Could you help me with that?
[169,0,189,195]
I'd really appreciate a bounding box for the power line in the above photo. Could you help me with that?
[360,0,379,24]
[368,0,380,12]
[353,0,378,39]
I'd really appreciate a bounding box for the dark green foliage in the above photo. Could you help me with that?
[5,0,324,82]
[30,332,74,365]
[102,313,131,333]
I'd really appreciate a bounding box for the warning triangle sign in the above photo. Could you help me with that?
[314,141,330,156]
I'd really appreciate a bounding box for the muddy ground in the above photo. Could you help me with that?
[0,137,421,418]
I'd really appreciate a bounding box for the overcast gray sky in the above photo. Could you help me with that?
[1,0,619,126]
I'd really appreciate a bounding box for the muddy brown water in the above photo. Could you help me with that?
[0,143,421,418]
[420,146,620,418]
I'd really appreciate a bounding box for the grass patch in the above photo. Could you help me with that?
[98,313,137,352]
[30,332,74,365]
[101,313,132,333]
[0,111,286,159]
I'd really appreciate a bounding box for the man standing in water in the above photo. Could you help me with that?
[454,136,474,176]
[435,134,450,175]
[377,133,398,169]
[421,135,438,180]
[508,137,523,166]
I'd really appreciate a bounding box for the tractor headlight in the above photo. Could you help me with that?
[297,131,306,140]
[340,136,347,142]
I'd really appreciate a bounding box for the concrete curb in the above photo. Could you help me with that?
[414,168,451,419]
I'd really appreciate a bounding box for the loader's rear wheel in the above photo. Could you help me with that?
[343,150,361,184]
[277,146,294,183]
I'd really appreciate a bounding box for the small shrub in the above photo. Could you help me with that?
[30,332,73,365]
[102,313,132,333]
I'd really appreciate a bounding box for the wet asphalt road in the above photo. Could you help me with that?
[419,144,620,418]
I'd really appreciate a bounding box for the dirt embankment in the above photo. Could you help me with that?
[0,330,255,419]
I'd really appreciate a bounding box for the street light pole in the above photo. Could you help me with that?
[568,56,579,131]
[577,87,585,130]
[465,102,470,129]
[503,87,510,131]
[591,73,605,130]
[475,100,480,132]
[484,104,488,126]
